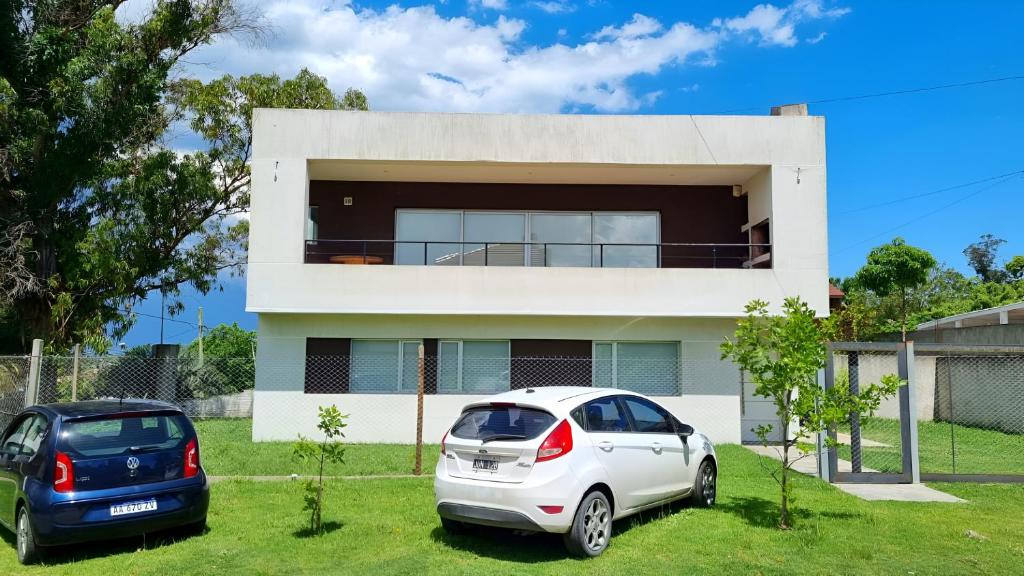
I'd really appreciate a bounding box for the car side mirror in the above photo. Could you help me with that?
[677,423,694,439]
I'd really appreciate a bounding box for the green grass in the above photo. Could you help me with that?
[837,417,1024,475]
[193,418,440,477]
[5,445,1024,575]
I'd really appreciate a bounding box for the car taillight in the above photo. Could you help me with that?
[536,419,573,463]
[184,438,199,478]
[54,451,74,493]
[441,430,449,455]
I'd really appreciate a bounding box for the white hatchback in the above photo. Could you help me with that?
[434,386,717,557]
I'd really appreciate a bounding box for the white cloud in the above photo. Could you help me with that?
[722,0,849,47]
[168,0,848,114]
[530,1,576,14]
[806,31,827,44]
[470,0,508,10]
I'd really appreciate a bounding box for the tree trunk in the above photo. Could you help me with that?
[779,392,792,529]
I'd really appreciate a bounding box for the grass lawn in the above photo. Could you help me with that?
[4,445,1024,575]
[837,417,1024,475]
[193,418,440,477]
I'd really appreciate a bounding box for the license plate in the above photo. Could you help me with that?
[110,498,158,517]
[472,458,499,472]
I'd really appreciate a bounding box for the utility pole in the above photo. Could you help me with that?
[197,307,205,366]
[159,289,165,345]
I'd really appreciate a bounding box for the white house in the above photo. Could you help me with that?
[246,107,830,444]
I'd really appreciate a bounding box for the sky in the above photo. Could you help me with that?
[117,0,1024,348]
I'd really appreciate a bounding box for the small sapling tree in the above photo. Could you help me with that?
[721,298,901,529]
[293,405,347,534]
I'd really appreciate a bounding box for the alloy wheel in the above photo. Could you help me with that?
[17,512,27,560]
[583,497,610,551]
[703,465,716,506]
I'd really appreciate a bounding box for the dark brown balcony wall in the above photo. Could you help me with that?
[308,181,749,267]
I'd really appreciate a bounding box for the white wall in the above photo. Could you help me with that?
[251,313,743,444]
[247,110,830,318]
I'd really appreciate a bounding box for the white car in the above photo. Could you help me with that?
[434,387,717,557]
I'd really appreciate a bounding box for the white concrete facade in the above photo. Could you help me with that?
[246,110,830,445]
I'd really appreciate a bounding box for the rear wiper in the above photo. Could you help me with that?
[480,434,526,444]
[129,445,163,453]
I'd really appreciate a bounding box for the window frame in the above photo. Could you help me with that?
[591,341,682,395]
[437,339,511,393]
[349,338,424,393]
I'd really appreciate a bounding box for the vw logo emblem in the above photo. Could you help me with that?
[126,456,140,470]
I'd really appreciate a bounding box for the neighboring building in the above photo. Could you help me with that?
[911,301,1024,345]
[246,108,830,444]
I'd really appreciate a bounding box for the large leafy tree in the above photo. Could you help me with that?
[963,233,1008,283]
[0,1,366,353]
[853,237,936,341]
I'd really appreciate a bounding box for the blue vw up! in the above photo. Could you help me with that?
[0,400,210,564]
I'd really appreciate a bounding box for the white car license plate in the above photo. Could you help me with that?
[472,458,499,472]
[110,499,158,517]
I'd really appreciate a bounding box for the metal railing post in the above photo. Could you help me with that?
[26,339,43,407]
[71,343,81,402]
[817,368,831,482]
[823,344,838,482]
[423,242,428,266]
[897,341,921,483]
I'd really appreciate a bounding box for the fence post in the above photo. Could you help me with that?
[816,368,831,482]
[897,341,921,483]
[848,351,862,473]
[71,343,81,402]
[823,344,838,482]
[414,343,425,476]
[25,339,43,407]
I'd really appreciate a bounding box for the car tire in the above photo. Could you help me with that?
[16,507,42,565]
[690,459,717,508]
[183,517,207,536]
[563,490,612,558]
[440,517,468,535]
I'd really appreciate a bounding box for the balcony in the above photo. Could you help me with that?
[304,240,771,269]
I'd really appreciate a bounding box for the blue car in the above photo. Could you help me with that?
[0,400,210,564]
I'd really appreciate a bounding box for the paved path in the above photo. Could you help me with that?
[743,445,965,503]
[209,474,431,483]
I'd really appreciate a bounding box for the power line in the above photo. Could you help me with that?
[119,308,198,328]
[721,74,1024,114]
[834,173,1024,255]
[833,169,1024,216]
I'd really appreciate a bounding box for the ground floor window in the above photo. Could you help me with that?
[593,341,680,396]
[438,340,510,393]
[349,340,422,393]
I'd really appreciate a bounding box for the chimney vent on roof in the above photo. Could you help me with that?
[770,103,808,116]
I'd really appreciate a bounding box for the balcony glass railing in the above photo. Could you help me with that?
[304,240,771,269]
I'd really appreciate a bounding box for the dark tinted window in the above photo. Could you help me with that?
[621,397,673,433]
[582,397,629,432]
[59,414,190,457]
[2,416,34,456]
[20,415,48,456]
[451,406,556,442]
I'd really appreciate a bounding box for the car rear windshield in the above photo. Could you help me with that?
[59,414,191,457]
[451,406,557,442]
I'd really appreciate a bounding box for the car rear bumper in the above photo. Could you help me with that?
[31,475,210,546]
[434,460,579,533]
[437,503,544,531]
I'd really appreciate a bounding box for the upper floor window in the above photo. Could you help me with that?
[394,209,659,268]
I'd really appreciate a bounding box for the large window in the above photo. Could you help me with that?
[593,342,680,396]
[438,340,511,393]
[394,210,659,268]
[349,340,422,393]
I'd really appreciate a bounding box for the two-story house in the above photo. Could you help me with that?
[246,108,829,444]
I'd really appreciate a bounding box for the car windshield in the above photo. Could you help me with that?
[59,414,190,457]
[451,406,556,442]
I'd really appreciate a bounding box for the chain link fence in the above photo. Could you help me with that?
[0,356,30,431]
[831,348,905,475]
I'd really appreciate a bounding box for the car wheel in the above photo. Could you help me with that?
[440,517,468,535]
[16,507,42,565]
[183,517,207,536]
[690,459,717,508]
[563,490,612,558]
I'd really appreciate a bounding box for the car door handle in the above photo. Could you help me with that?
[651,442,663,454]
[597,441,614,452]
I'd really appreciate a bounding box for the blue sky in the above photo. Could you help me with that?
[118,0,1024,347]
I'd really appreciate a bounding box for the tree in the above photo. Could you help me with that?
[1006,255,1024,281]
[180,322,256,396]
[293,405,347,535]
[853,238,936,341]
[184,322,255,359]
[963,234,1008,283]
[0,2,367,353]
[721,298,900,529]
